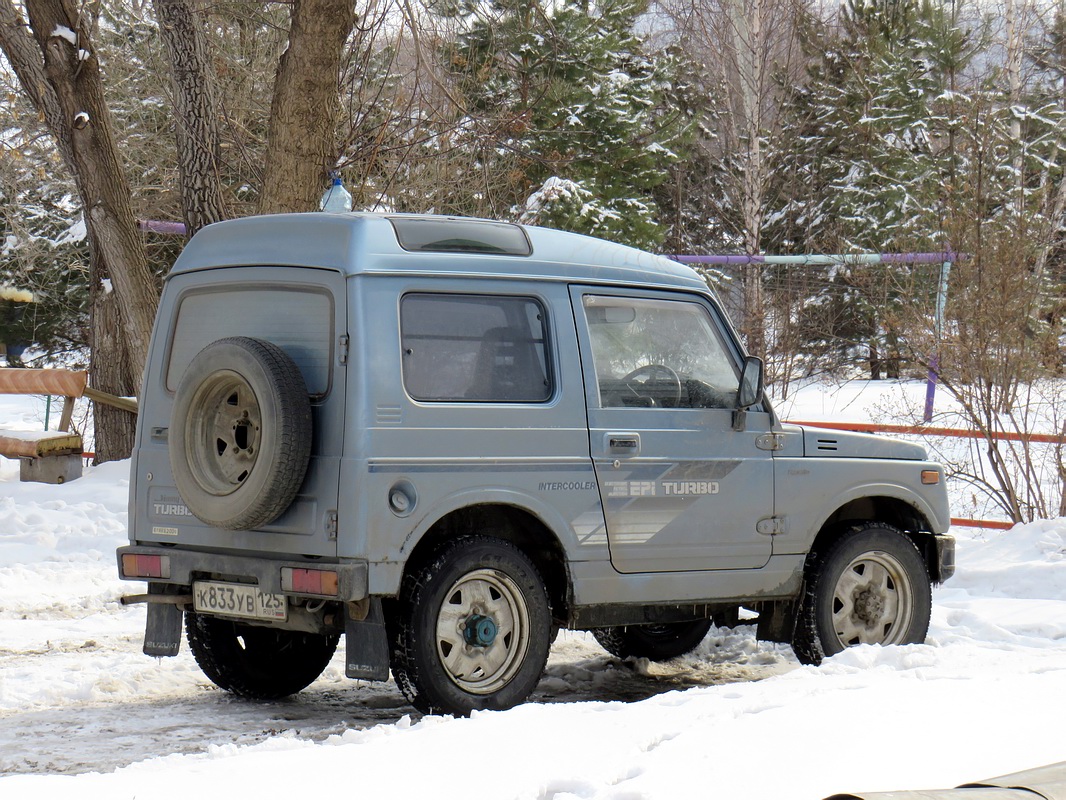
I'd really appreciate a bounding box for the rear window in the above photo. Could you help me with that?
[389,218,532,256]
[400,293,550,402]
[167,286,333,396]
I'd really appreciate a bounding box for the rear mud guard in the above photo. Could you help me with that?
[345,598,390,681]
[144,588,184,657]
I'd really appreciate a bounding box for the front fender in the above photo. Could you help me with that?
[776,459,950,556]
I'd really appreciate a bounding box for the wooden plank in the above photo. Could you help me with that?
[82,386,138,414]
[0,368,87,397]
[0,432,84,459]
[58,396,75,432]
[950,517,1015,530]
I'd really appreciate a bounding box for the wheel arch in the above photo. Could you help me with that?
[808,494,941,582]
[401,502,572,625]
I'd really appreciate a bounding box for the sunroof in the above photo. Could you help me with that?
[389,218,532,256]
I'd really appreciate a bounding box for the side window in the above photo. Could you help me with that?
[582,294,739,409]
[400,293,551,403]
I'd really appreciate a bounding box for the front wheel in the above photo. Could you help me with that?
[389,536,552,716]
[791,523,931,665]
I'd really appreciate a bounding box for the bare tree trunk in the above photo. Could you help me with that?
[666,0,801,365]
[24,0,159,371]
[1005,0,1025,211]
[728,0,767,360]
[0,1,75,175]
[258,0,355,214]
[1058,424,1066,518]
[153,0,227,236]
[1,0,160,460]
[91,287,136,463]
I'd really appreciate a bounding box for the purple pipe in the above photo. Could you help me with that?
[675,255,768,264]
[671,253,956,265]
[924,355,939,423]
[138,219,187,236]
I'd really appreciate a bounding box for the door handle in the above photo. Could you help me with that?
[606,432,640,455]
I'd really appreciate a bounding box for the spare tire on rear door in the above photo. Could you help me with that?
[170,336,312,531]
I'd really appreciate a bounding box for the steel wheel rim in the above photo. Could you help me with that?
[184,370,263,497]
[831,550,914,648]
[435,568,530,695]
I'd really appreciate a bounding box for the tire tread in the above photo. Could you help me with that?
[791,521,931,666]
[388,535,551,716]
[185,611,338,699]
[592,619,713,662]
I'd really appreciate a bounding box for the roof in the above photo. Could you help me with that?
[168,213,707,291]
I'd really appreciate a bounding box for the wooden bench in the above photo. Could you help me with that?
[0,368,138,484]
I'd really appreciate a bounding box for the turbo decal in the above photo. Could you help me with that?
[153,499,194,518]
[662,480,719,495]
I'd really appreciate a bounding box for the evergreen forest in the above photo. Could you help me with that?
[1,0,1064,480]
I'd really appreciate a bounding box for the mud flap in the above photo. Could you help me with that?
[144,601,183,657]
[345,598,390,681]
[756,599,796,644]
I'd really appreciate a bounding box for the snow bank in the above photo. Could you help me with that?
[5,571,1066,800]
[0,386,1064,799]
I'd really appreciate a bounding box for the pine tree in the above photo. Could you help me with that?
[0,75,90,362]
[778,0,944,253]
[438,0,689,249]
[767,0,974,376]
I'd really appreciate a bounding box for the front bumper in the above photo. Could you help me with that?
[116,545,369,601]
[933,532,956,583]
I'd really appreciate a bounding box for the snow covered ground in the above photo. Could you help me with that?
[0,384,1064,799]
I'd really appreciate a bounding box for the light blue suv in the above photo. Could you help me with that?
[118,214,954,716]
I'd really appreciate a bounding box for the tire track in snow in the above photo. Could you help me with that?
[0,628,794,775]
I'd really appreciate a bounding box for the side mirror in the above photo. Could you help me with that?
[738,356,764,409]
[732,356,764,431]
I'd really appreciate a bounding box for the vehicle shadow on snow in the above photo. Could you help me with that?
[533,628,798,705]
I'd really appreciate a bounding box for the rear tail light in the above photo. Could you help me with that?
[121,553,170,579]
[281,568,339,596]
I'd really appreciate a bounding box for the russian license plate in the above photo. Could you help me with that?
[192,581,287,622]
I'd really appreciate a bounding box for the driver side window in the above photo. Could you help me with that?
[581,294,740,409]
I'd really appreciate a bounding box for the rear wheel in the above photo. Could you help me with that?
[185,612,338,699]
[791,523,931,665]
[592,619,712,662]
[389,536,551,716]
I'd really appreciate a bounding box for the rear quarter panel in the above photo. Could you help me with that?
[340,274,608,596]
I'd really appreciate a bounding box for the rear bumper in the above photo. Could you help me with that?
[116,545,369,601]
